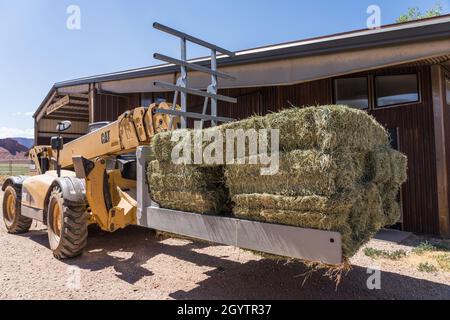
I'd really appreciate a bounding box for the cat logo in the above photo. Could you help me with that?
[101,131,110,144]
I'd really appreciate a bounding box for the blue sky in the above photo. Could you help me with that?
[0,0,448,138]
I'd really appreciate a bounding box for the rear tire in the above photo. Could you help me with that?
[47,186,88,259]
[2,185,32,234]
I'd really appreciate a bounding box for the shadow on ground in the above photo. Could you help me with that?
[20,225,450,300]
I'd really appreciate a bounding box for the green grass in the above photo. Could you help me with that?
[418,262,438,273]
[436,254,450,272]
[364,247,408,260]
[411,241,450,273]
[412,241,450,255]
[0,163,30,176]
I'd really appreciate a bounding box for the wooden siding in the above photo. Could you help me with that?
[93,93,140,122]
[369,67,439,235]
[441,66,450,235]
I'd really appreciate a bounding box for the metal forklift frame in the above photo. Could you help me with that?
[152,22,237,129]
[136,146,343,265]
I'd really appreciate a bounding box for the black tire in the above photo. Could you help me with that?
[2,185,32,234]
[47,186,88,259]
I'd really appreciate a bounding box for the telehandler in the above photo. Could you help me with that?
[2,103,179,258]
[1,102,341,264]
[1,23,342,264]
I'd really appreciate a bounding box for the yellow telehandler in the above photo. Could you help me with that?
[2,103,178,258]
[1,23,342,264]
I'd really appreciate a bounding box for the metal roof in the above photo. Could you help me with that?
[54,15,450,88]
[35,15,450,118]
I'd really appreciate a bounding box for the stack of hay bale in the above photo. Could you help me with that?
[223,105,407,258]
[148,105,407,259]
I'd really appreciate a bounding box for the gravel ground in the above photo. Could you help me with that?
[0,191,449,300]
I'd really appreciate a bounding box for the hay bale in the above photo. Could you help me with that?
[151,105,389,163]
[366,147,407,226]
[379,182,402,226]
[221,105,389,152]
[367,147,408,185]
[225,149,368,196]
[151,129,190,164]
[389,149,408,185]
[148,160,223,192]
[232,184,385,258]
[234,207,349,231]
[151,190,228,214]
[232,193,353,214]
[147,160,229,214]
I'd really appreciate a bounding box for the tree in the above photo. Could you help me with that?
[396,2,443,23]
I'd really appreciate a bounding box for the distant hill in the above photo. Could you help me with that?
[11,137,34,149]
[0,139,29,159]
[0,147,12,159]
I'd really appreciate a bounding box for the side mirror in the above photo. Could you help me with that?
[56,121,72,132]
[50,136,64,151]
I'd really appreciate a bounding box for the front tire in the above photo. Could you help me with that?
[2,185,32,234]
[47,186,88,259]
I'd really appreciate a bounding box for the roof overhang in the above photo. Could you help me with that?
[35,92,89,123]
[95,38,450,93]
[34,15,450,118]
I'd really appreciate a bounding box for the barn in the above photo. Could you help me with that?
[33,15,450,237]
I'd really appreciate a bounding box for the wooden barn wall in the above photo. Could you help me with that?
[37,119,89,146]
[38,119,88,135]
[183,80,332,128]
[93,93,140,122]
[442,66,450,234]
[368,66,439,235]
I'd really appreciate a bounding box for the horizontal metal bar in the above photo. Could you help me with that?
[153,22,235,57]
[154,108,235,123]
[154,81,237,104]
[154,53,236,80]
[138,206,343,265]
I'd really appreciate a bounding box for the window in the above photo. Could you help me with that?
[375,74,419,108]
[446,77,450,105]
[334,77,369,110]
[141,93,153,107]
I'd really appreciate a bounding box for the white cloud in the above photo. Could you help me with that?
[13,112,34,117]
[0,127,34,139]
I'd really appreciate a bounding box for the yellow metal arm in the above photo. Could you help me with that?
[31,102,179,173]
[29,102,180,232]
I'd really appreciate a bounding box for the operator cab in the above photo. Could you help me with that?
[88,121,110,133]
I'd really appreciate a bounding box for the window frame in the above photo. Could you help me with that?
[373,73,421,109]
[332,76,370,111]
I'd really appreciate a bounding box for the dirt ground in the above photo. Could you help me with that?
[0,191,449,300]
